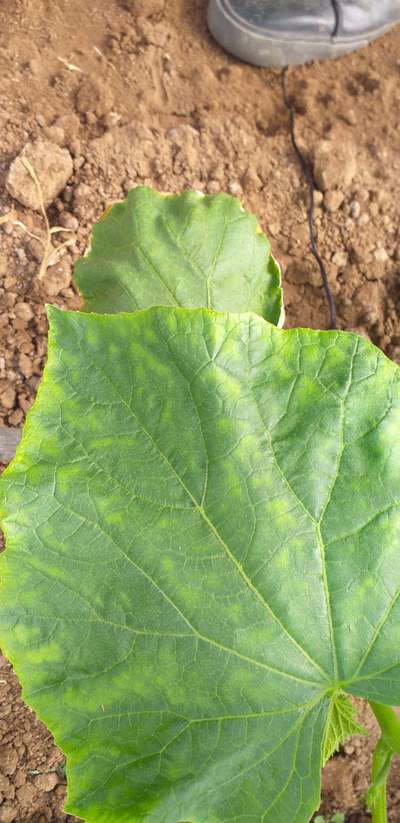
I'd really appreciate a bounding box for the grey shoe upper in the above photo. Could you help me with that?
[218,0,400,40]
[208,0,400,67]
[336,0,400,38]
[223,0,336,38]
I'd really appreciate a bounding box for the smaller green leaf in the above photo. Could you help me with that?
[323,693,366,764]
[74,186,284,324]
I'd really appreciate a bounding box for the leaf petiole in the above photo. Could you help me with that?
[367,737,392,823]
[367,702,400,823]
[370,702,400,754]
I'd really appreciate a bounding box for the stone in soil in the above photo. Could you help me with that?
[6,141,73,211]
[313,138,357,193]
[324,189,345,212]
[43,258,73,297]
[33,772,60,792]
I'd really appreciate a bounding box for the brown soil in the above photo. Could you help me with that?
[0,1,399,820]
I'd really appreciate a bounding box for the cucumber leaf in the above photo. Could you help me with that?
[1,307,400,823]
[74,187,284,325]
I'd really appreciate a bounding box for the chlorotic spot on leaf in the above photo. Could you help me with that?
[74,186,284,325]
[1,306,400,823]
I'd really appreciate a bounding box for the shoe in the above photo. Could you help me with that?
[207,0,400,67]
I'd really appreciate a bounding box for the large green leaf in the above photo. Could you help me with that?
[74,187,284,325]
[1,306,400,823]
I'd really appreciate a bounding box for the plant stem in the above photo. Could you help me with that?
[367,702,400,823]
[369,738,392,823]
[370,702,400,754]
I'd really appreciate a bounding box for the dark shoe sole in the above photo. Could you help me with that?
[208,0,396,67]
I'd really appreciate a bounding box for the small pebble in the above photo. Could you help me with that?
[228,181,243,196]
[207,180,220,193]
[350,199,361,219]
[14,303,34,322]
[19,353,33,379]
[33,771,59,792]
[58,212,79,231]
[331,250,348,268]
[324,190,344,213]
[2,387,16,410]
[313,190,323,207]
[374,247,389,264]
[42,125,65,146]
